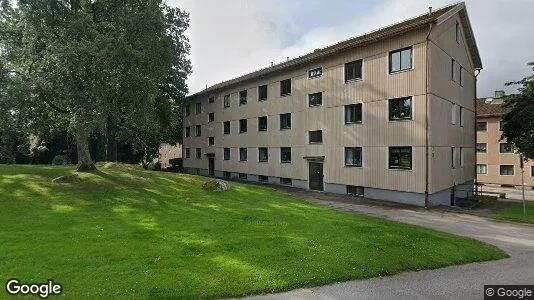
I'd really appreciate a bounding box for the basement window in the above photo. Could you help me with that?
[280,178,292,185]
[347,185,364,196]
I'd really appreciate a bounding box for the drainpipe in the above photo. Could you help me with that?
[424,20,434,209]
[474,69,481,196]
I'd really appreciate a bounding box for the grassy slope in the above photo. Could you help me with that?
[494,202,534,224]
[0,164,507,299]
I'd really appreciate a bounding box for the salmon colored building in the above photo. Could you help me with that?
[476,94,534,187]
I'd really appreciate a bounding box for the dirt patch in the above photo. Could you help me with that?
[52,174,82,184]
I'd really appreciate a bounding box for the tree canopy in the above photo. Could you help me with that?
[0,0,191,170]
[501,62,534,160]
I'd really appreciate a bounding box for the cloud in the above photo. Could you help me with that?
[169,0,534,98]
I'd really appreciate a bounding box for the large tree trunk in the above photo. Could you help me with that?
[75,126,96,172]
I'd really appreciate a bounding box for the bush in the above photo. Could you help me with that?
[477,195,498,208]
[52,155,71,166]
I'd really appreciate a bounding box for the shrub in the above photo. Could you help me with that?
[52,155,71,166]
[477,195,498,208]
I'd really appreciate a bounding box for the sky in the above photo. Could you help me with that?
[168,0,534,98]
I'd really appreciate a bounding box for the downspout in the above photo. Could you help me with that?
[474,69,481,195]
[424,19,434,209]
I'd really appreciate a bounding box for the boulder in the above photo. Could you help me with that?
[202,179,230,192]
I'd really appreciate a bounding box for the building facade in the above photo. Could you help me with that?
[183,3,481,206]
[476,95,534,187]
[158,143,182,169]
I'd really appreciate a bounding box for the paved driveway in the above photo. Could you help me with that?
[245,188,534,300]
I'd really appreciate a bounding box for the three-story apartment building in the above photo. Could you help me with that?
[476,94,534,187]
[183,2,481,206]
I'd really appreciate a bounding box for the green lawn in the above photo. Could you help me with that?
[494,202,534,224]
[0,164,507,299]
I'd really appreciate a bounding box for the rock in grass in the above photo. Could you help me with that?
[52,174,82,184]
[202,179,230,192]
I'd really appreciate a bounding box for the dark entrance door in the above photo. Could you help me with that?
[208,158,215,176]
[309,162,324,191]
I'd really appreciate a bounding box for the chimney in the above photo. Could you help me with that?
[271,62,273,67]
[428,6,432,16]
[495,90,505,98]
[286,56,289,62]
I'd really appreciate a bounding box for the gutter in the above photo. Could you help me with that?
[424,17,434,209]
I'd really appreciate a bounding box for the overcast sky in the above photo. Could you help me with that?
[168,0,534,98]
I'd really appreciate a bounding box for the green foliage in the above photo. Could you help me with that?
[501,62,534,159]
[0,0,192,170]
[51,154,71,166]
[477,195,498,208]
[0,164,508,299]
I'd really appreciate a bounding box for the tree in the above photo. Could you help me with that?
[0,0,191,171]
[501,62,534,159]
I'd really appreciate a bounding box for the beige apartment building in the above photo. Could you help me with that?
[183,2,480,206]
[476,94,534,187]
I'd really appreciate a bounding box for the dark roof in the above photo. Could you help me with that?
[476,99,507,117]
[188,2,481,99]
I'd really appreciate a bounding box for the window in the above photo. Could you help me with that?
[451,59,456,82]
[459,147,463,166]
[389,147,412,170]
[451,147,456,168]
[208,113,214,122]
[309,67,323,79]
[309,130,323,144]
[185,126,191,138]
[389,97,412,120]
[280,178,292,185]
[500,143,514,153]
[459,66,464,86]
[499,121,504,131]
[185,104,191,116]
[459,107,464,127]
[345,59,363,82]
[477,164,487,174]
[196,148,202,159]
[531,166,534,177]
[223,148,230,160]
[500,165,514,176]
[195,125,201,137]
[208,137,214,146]
[345,147,362,167]
[389,47,412,73]
[258,175,268,182]
[258,116,267,131]
[280,113,291,130]
[239,173,247,180]
[239,119,247,133]
[185,148,190,158]
[195,102,202,115]
[223,171,231,179]
[223,121,230,135]
[477,121,487,131]
[308,92,323,107]
[208,96,214,103]
[280,79,291,96]
[223,94,230,108]
[347,185,364,196]
[259,147,268,162]
[258,85,268,101]
[451,104,457,124]
[476,143,487,153]
[239,90,247,106]
[280,147,291,163]
[455,22,460,43]
[239,148,247,161]
[345,104,362,124]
